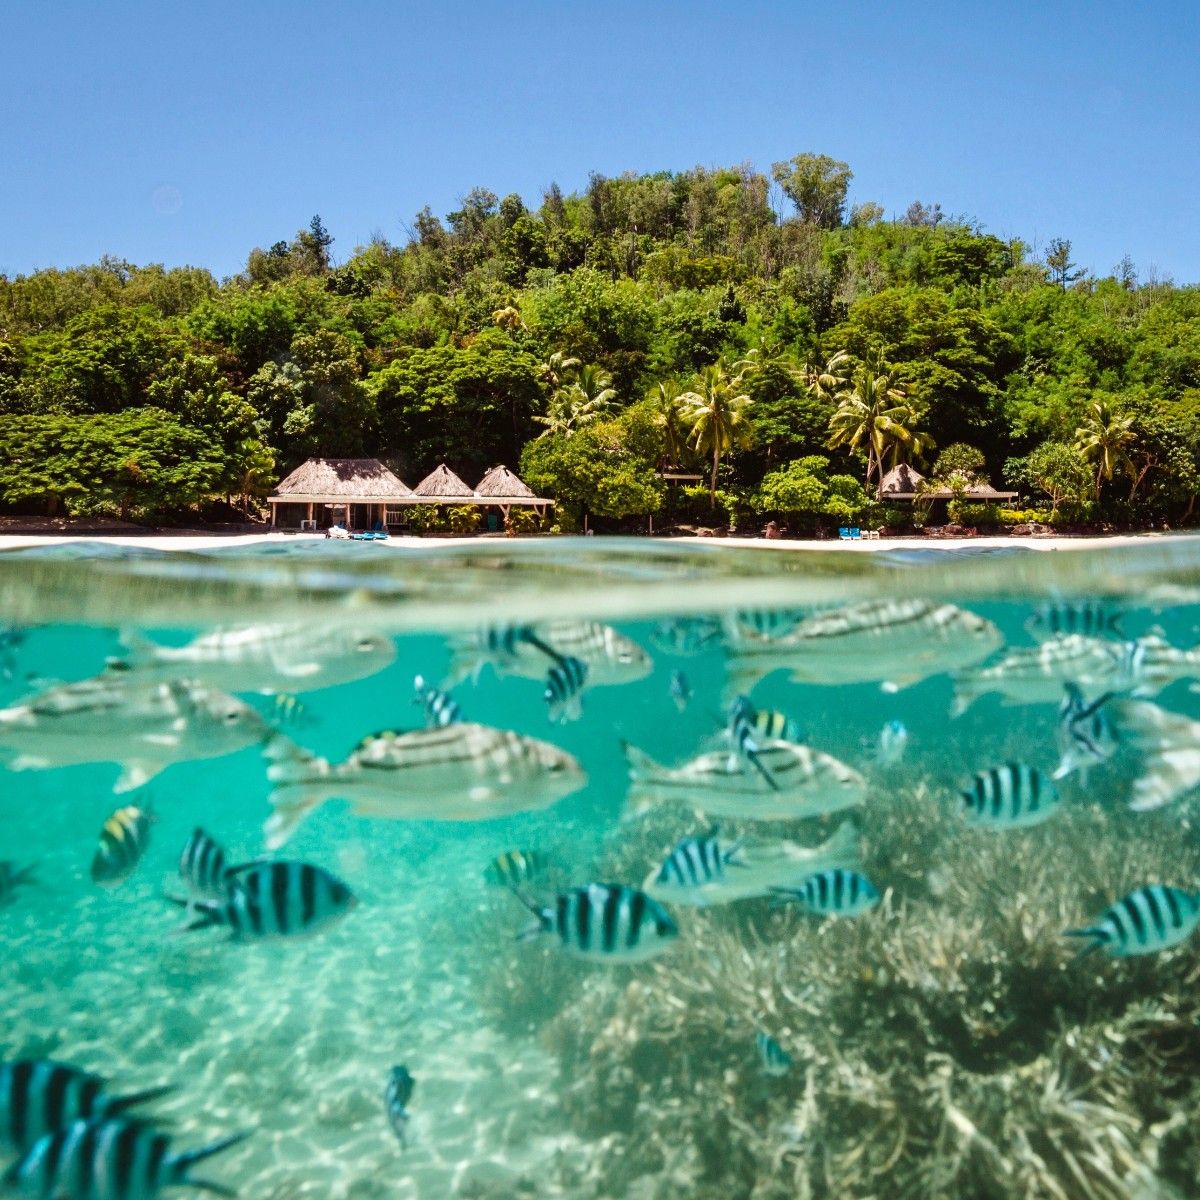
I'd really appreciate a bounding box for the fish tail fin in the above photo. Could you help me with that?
[12,863,37,887]
[115,763,158,793]
[116,630,158,664]
[1062,927,1105,958]
[163,894,222,934]
[948,688,973,719]
[263,734,331,849]
[106,1083,175,1116]
[621,740,662,784]
[169,1131,251,1194]
[510,887,549,941]
[768,886,806,910]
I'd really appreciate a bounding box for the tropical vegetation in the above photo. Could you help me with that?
[0,158,1197,530]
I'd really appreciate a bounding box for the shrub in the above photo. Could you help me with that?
[504,506,542,536]
[447,504,482,536]
[947,500,1001,528]
[998,507,1053,526]
[404,505,444,533]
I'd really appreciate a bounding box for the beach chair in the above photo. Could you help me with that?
[849,527,862,540]
[838,527,851,540]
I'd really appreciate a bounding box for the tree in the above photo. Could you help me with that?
[770,154,853,228]
[1074,398,1137,498]
[678,363,753,501]
[534,363,615,438]
[1006,442,1091,515]
[645,378,690,467]
[1045,238,1082,290]
[826,359,930,489]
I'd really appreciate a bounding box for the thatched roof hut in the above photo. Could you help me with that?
[268,458,416,529]
[474,465,536,501]
[877,464,1017,503]
[412,463,474,500]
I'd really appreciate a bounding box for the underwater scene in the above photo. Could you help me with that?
[5,539,1200,1199]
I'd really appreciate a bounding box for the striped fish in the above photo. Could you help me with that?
[178,828,232,898]
[1,1118,247,1200]
[448,621,651,688]
[413,675,461,728]
[729,599,1002,694]
[771,869,880,916]
[668,670,692,712]
[961,764,1060,829]
[624,740,865,823]
[263,724,585,849]
[1027,600,1123,642]
[269,693,308,725]
[1107,699,1200,812]
[545,656,588,724]
[655,830,744,889]
[726,696,781,791]
[1053,684,1118,780]
[0,1061,171,1154]
[1064,885,1200,957]
[730,609,807,641]
[485,850,550,890]
[167,861,356,940]
[649,618,722,657]
[516,883,679,963]
[384,1065,415,1148]
[0,861,36,908]
[755,1032,792,1077]
[91,805,154,885]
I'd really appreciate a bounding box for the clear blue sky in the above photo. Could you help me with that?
[3,1,1197,283]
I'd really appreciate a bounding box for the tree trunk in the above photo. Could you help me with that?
[710,449,719,504]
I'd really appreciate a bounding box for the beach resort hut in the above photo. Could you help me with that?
[412,463,476,503]
[473,465,554,526]
[268,458,416,531]
[877,464,1017,510]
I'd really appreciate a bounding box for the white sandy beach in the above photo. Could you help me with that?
[0,530,1189,553]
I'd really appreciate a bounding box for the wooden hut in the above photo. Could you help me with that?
[877,464,1017,504]
[473,465,554,521]
[412,463,475,503]
[268,458,416,531]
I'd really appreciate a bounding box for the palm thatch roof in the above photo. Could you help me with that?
[474,465,536,500]
[412,463,474,499]
[877,463,1017,502]
[270,458,415,501]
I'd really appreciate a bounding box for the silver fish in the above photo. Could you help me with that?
[1107,699,1200,812]
[0,676,267,792]
[1054,684,1118,780]
[0,1061,172,1154]
[643,820,860,908]
[1065,885,1200,957]
[516,883,678,963]
[624,740,866,822]
[729,599,1002,694]
[264,724,586,848]
[1027,600,1123,642]
[1,1118,247,1200]
[960,764,1060,829]
[110,625,396,694]
[952,634,1200,716]
[770,868,880,916]
[385,1066,415,1147]
[447,621,651,687]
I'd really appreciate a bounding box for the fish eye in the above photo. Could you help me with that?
[224,709,241,724]
[357,637,377,652]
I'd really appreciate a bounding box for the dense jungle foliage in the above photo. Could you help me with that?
[1,153,1197,530]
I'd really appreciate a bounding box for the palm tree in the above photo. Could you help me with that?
[647,379,690,468]
[825,360,929,490]
[538,350,581,392]
[679,364,754,501]
[533,363,615,439]
[1075,399,1137,499]
[802,349,853,403]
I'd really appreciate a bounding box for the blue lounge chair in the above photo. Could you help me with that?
[838,527,851,540]
[850,527,861,539]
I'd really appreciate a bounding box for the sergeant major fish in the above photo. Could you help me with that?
[447,621,651,688]
[179,828,233,898]
[385,1066,415,1148]
[624,740,865,823]
[771,868,880,917]
[0,1060,171,1154]
[485,850,550,890]
[644,820,861,908]
[0,861,36,908]
[413,675,461,728]
[960,764,1060,829]
[515,883,678,963]
[1054,684,1118,780]
[649,618,722,657]
[1065,884,1200,957]
[755,1033,791,1077]
[109,624,396,694]
[1,1118,247,1200]
[167,861,356,940]
[0,676,268,793]
[91,805,154,886]
[728,599,1002,695]
[263,724,586,848]
[545,656,588,724]
[1027,600,1123,642]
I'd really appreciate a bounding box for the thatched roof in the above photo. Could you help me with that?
[877,463,1017,502]
[412,463,474,499]
[474,465,536,499]
[270,458,415,501]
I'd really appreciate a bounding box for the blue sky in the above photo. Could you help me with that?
[3,1,1198,283]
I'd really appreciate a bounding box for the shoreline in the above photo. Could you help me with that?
[0,530,1190,553]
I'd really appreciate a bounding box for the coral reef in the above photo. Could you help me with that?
[490,775,1200,1199]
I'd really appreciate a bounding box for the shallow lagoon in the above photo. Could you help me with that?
[3,538,1200,1199]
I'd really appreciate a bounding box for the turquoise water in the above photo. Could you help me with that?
[4,538,1200,1199]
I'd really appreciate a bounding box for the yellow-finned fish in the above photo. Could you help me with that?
[485,849,551,890]
[91,804,155,885]
[263,724,586,848]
